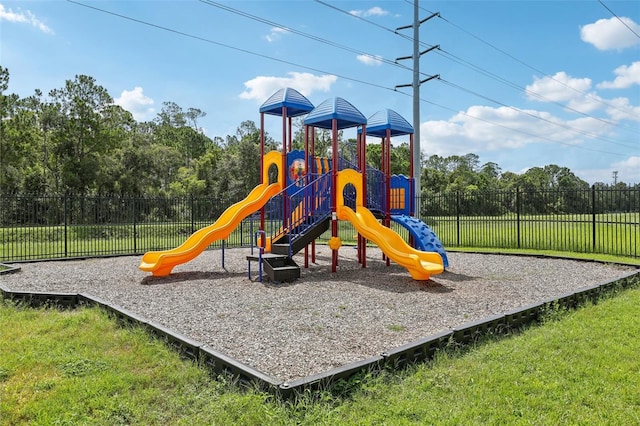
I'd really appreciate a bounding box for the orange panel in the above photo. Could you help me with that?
[390,188,405,210]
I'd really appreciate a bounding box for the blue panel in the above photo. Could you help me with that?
[389,175,411,216]
[286,150,306,191]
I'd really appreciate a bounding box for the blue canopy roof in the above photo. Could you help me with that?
[364,109,414,137]
[303,97,367,130]
[259,88,314,117]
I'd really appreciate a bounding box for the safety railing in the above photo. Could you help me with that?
[265,173,332,256]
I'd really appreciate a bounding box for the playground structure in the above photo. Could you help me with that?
[139,88,448,281]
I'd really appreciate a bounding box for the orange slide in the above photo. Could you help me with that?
[139,182,281,276]
[336,169,444,281]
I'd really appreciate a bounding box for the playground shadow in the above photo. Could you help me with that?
[438,270,479,283]
[351,274,452,294]
[295,263,455,294]
[141,270,246,286]
[414,278,454,294]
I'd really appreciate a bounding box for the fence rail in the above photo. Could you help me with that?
[423,187,639,259]
[1,187,638,262]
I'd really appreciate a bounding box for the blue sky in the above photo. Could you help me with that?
[2,0,639,184]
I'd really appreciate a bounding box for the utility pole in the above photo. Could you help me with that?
[396,0,439,216]
[612,170,618,186]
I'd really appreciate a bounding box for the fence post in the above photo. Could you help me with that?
[516,187,521,249]
[456,191,461,246]
[63,194,69,258]
[190,194,195,235]
[133,196,137,254]
[591,185,596,250]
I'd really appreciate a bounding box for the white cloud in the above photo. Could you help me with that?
[265,27,289,43]
[604,96,640,122]
[349,6,389,18]
[611,156,640,183]
[580,16,640,51]
[114,87,155,122]
[420,105,616,157]
[526,72,602,115]
[239,72,337,103]
[525,71,640,118]
[0,3,53,34]
[581,156,640,184]
[526,72,592,103]
[598,61,640,89]
[356,54,383,66]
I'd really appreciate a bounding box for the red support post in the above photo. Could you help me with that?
[310,126,317,263]
[380,137,387,262]
[288,116,293,152]
[409,133,415,217]
[361,125,367,268]
[260,112,266,246]
[386,130,392,265]
[304,121,309,268]
[282,107,288,232]
[311,126,315,173]
[386,129,392,228]
[331,119,338,273]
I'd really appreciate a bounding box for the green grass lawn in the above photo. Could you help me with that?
[1,285,639,425]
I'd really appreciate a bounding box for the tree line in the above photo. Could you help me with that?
[1,67,636,204]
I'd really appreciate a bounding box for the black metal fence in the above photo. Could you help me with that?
[1,187,638,262]
[423,187,639,258]
[0,194,254,261]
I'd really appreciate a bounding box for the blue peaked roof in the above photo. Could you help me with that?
[303,97,367,130]
[259,88,314,117]
[364,109,414,137]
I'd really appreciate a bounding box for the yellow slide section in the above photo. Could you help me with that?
[336,169,444,281]
[140,182,281,276]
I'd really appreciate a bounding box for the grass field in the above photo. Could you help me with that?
[1,283,639,425]
[1,212,638,262]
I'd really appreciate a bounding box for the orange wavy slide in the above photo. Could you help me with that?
[139,182,281,276]
[336,169,444,281]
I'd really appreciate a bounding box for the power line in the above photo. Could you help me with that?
[206,0,634,151]
[65,0,392,93]
[66,0,631,159]
[412,89,628,158]
[317,0,639,139]
[599,0,640,39]
[199,0,415,72]
[314,0,418,42]
[438,78,638,150]
[436,49,639,141]
[420,3,640,122]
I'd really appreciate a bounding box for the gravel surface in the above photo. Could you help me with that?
[1,247,634,382]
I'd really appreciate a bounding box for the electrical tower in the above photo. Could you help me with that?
[395,0,439,213]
